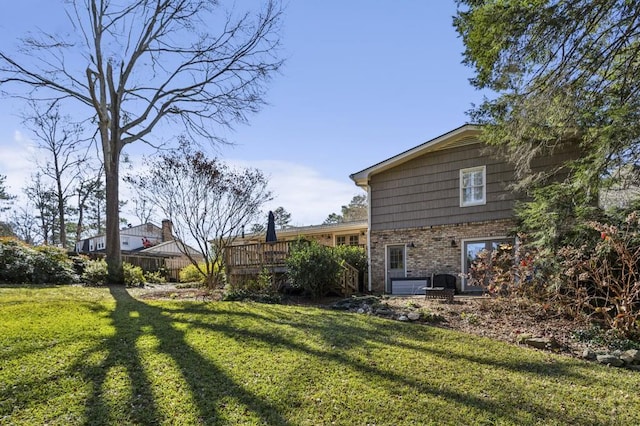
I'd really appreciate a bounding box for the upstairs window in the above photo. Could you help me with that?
[460,166,486,207]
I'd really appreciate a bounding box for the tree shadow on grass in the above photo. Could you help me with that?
[179,307,606,425]
[77,286,290,425]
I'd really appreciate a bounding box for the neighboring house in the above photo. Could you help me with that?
[350,124,571,294]
[75,220,172,253]
[75,219,202,281]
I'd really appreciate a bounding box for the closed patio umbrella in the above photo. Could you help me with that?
[266,210,277,244]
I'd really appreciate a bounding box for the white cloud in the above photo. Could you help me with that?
[230,159,363,226]
[0,131,36,202]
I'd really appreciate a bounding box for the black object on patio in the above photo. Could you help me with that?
[266,210,277,244]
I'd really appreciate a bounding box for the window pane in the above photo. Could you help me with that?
[390,247,404,269]
[473,187,483,200]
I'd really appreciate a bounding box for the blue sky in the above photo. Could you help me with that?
[0,1,484,227]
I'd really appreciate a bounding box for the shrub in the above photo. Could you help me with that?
[222,288,281,303]
[81,259,108,285]
[465,234,545,300]
[124,263,146,287]
[286,239,342,299]
[82,259,146,287]
[0,238,33,283]
[559,212,640,337]
[334,244,368,290]
[223,268,280,302]
[144,270,167,284]
[32,245,78,284]
[179,263,207,284]
[179,261,224,288]
[0,238,78,284]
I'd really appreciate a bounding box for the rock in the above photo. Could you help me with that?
[620,349,640,365]
[516,333,533,344]
[524,337,559,350]
[581,349,597,360]
[407,312,421,321]
[596,354,624,367]
[375,308,394,316]
[398,315,409,322]
[357,308,366,314]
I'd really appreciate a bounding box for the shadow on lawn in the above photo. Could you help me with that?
[179,305,600,425]
[77,289,624,425]
[79,286,290,425]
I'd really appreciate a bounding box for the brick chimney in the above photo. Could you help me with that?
[161,219,173,242]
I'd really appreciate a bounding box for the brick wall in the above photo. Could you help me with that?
[368,219,515,293]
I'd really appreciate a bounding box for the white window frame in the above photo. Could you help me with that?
[460,165,486,207]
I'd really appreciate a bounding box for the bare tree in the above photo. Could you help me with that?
[0,0,283,283]
[0,174,15,214]
[74,167,104,242]
[22,101,90,248]
[24,173,59,245]
[127,147,272,286]
[129,198,156,226]
[9,205,38,245]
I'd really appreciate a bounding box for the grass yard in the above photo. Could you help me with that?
[1,286,639,425]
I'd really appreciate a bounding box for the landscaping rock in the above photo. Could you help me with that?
[407,312,420,321]
[581,349,597,361]
[596,354,624,367]
[375,308,394,316]
[515,333,533,344]
[621,349,640,364]
[398,315,409,322]
[524,337,559,350]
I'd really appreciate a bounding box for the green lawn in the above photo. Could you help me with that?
[1,286,639,425]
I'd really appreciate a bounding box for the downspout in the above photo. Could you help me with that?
[366,184,372,292]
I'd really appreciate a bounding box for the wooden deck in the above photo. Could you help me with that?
[225,241,359,296]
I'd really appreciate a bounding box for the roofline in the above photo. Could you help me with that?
[349,124,481,187]
[236,220,368,242]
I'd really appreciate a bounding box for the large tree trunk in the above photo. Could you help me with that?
[105,153,123,284]
[104,127,124,284]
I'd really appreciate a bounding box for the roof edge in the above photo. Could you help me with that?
[349,124,481,187]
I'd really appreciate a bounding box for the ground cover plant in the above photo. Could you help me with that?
[1,286,640,425]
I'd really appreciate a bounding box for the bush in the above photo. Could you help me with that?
[465,234,545,300]
[82,259,146,287]
[286,240,342,299]
[144,270,167,284]
[81,259,108,285]
[124,263,146,287]
[179,263,207,284]
[0,238,78,284]
[0,238,34,283]
[32,245,78,284]
[223,268,280,302]
[559,212,640,337]
[334,244,368,289]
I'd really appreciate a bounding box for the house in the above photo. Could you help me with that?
[350,124,570,294]
[232,220,368,248]
[75,220,172,253]
[75,219,201,281]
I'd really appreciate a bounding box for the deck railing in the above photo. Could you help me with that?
[226,241,362,296]
[225,241,292,269]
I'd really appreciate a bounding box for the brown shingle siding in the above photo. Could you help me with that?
[369,142,518,231]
